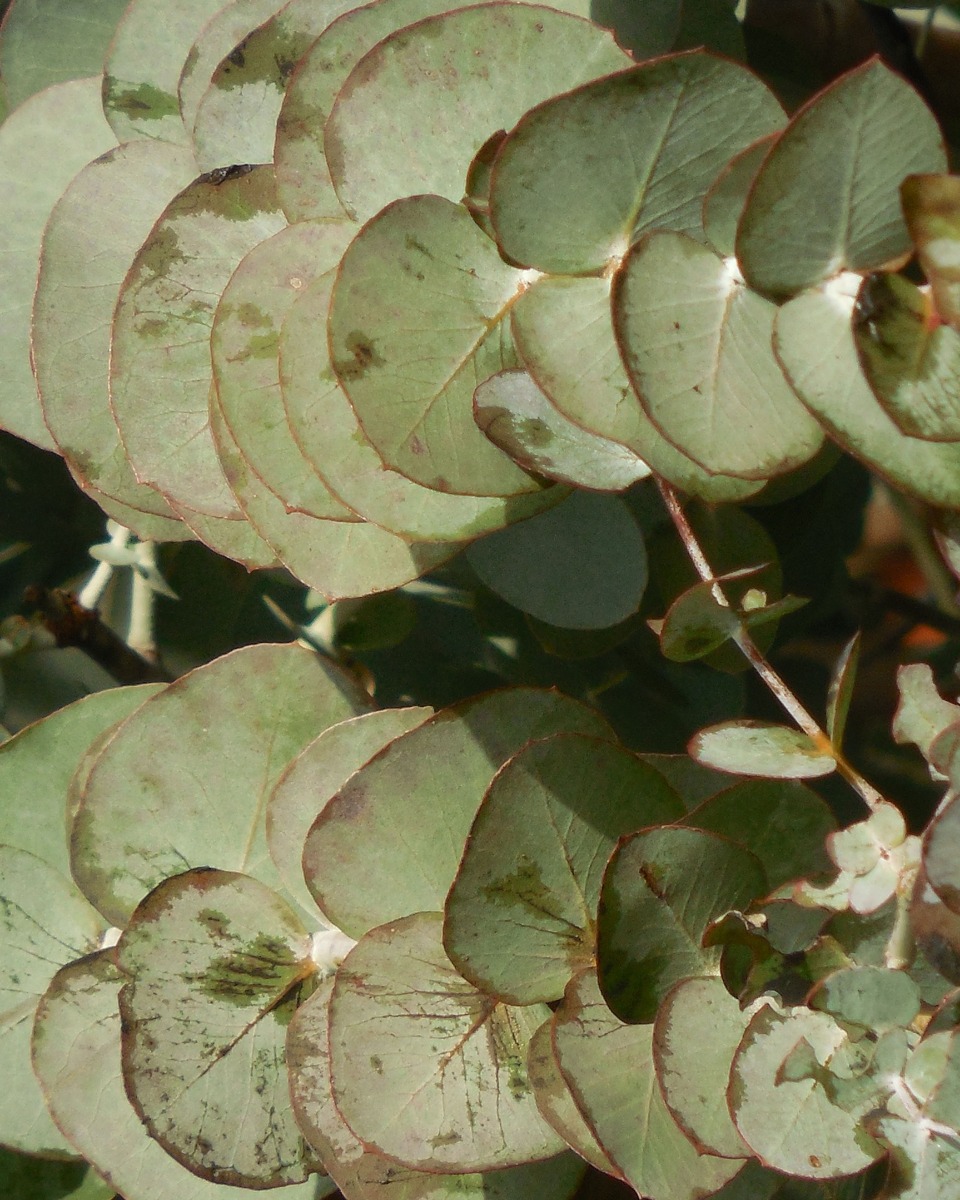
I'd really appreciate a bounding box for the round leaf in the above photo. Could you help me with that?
[924,793,960,916]
[490,52,784,275]
[328,194,543,497]
[901,173,960,329]
[737,60,946,298]
[702,135,776,259]
[172,491,279,568]
[267,706,431,923]
[34,139,198,521]
[0,76,115,450]
[774,283,960,508]
[281,272,564,542]
[444,733,683,1003]
[71,642,369,926]
[809,965,921,1033]
[328,912,562,1171]
[117,869,319,1187]
[690,720,838,779]
[302,687,613,936]
[597,826,766,1023]
[326,4,632,225]
[614,231,824,480]
[465,491,648,630]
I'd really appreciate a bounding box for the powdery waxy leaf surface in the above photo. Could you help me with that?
[730,1003,884,1178]
[210,391,459,597]
[614,231,824,480]
[775,284,960,508]
[525,1019,620,1177]
[191,0,357,171]
[652,976,751,1159]
[290,974,586,1199]
[552,970,745,1200]
[110,164,287,519]
[490,51,785,275]
[33,952,329,1200]
[174,477,278,567]
[326,4,631,226]
[302,687,612,937]
[465,491,648,630]
[510,274,765,502]
[702,136,776,259]
[690,720,838,779]
[71,642,369,927]
[268,706,431,923]
[0,846,103,1157]
[102,0,225,145]
[853,273,960,441]
[34,139,197,522]
[328,912,562,1172]
[597,826,766,1022]
[0,76,115,451]
[737,60,946,298]
[0,0,129,107]
[117,870,321,1187]
[473,370,650,492]
[282,273,563,542]
[871,1112,960,1200]
[328,194,543,498]
[444,733,683,1004]
[213,219,358,520]
[893,664,960,764]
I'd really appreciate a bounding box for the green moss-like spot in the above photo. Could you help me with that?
[200,932,300,1004]
[104,78,180,121]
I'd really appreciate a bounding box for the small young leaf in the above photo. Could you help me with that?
[328,912,562,1172]
[658,577,743,663]
[690,720,837,779]
[552,970,745,1199]
[738,60,946,298]
[474,370,650,492]
[117,869,319,1187]
[893,663,960,766]
[444,733,683,1004]
[465,491,648,630]
[827,632,861,748]
[302,688,612,936]
[597,825,767,1022]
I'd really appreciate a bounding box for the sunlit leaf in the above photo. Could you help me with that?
[730,1003,885,1178]
[809,965,921,1033]
[690,720,837,779]
[281,265,565,542]
[652,976,751,1158]
[326,4,631,226]
[466,491,648,630]
[102,0,225,144]
[71,642,369,926]
[34,952,327,1200]
[870,1111,960,1200]
[738,60,946,298]
[444,733,683,1004]
[110,164,287,519]
[552,970,745,1199]
[597,825,766,1022]
[490,51,784,274]
[328,912,562,1171]
[474,370,650,492]
[268,706,431,923]
[172,487,278,567]
[33,140,195,523]
[510,273,765,502]
[302,687,612,937]
[702,135,775,258]
[0,846,103,1156]
[924,793,960,916]
[0,76,115,451]
[775,283,960,508]
[213,219,359,520]
[192,0,356,171]
[117,869,320,1187]
[615,231,824,480]
[901,173,960,329]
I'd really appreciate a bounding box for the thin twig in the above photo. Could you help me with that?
[657,479,883,811]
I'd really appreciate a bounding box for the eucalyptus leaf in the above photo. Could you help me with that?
[71,642,369,926]
[326,4,632,225]
[690,720,838,779]
[328,912,562,1171]
[444,732,684,1003]
[703,135,776,259]
[597,825,767,1022]
[827,633,861,749]
[809,965,921,1034]
[302,687,612,936]
[110,163,287,519]
[901,173,960,328]
[737,60,946,298]
[117,869,321,1187]
[172,488,279,567]
[0,76,115,451]
[924,793,960,916]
